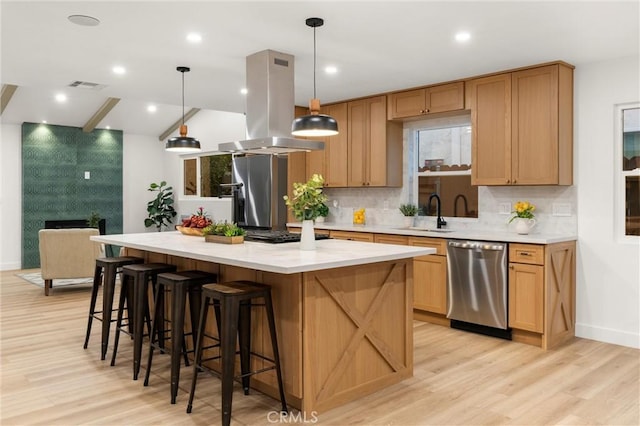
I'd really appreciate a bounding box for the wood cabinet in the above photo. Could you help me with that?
[348,96,403,187]
[329,230,374,242]
[508,241,576,349]
[388,82,465,120]
[374,234,408,245]
[468,63,573,186]
[409,237,447,315]
[305,102,348,187]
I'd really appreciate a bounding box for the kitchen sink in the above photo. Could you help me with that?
[396,227,455,233]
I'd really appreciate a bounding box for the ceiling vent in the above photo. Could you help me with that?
[68,80,106,90]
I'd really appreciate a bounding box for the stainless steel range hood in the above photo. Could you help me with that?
[218,50,324,154]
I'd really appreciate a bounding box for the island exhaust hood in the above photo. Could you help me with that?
[218,50,324,154]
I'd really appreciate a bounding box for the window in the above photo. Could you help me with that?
[410,114,478,218]
[182,153,233,197]
[618,104,640,237]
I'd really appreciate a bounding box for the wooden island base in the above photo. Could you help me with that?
[125,248,414,415]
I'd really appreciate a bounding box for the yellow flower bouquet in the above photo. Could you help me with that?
[509,201,535,223]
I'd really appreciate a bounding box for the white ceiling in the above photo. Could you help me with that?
[1,0,638,138]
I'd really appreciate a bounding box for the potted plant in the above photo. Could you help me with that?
[144,181,177,231]
[202,221,246,244]
[283,174,327,250]
[399,203,418,227]
[509,200,537,234]
[315,203,329,223]
[86,211,101,229]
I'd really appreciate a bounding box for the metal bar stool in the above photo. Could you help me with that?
[110,263,177,380]
[143,270,217,404]
[83,256,144,360]
[186,281,288,426]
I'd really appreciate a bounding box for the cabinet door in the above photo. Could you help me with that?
[413,255,447,314]
[324,103,348,187]
[374,234,408,245]
[469,73,512,185]
[388,89,426,119]
[426,82,465,114]
[508,262,544,333]
[347,99,367,186]
[512,65,559,185]
[366,96,389,187]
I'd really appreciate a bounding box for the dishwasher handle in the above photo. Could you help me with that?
[448,241,505,251]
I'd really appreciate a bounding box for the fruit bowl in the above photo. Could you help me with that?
[176,225,205,236]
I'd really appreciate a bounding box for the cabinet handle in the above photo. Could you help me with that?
[506,179,511,184]
[513,179,517,184]
[520,252,532,256]
[509,265,514,269]
[425,108,430,113]
[420,109,425,114]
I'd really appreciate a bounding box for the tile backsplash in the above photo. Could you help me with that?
[323,184,577,235]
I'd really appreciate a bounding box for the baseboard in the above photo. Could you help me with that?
[575,322,640,349]
[0,261,21,271]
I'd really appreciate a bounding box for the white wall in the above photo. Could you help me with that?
[574,55,640,348]
[0,123,22,270]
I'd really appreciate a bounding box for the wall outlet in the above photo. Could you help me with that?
[498,203,511,215]
[84,171,90,180]
[552,203,572,216]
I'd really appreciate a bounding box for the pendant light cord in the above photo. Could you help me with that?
[181,71,185,126]
[313,25,317,99]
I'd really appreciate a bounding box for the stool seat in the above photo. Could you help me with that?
[186,280,287,426]
[83,256,144,360]
[144,270,217,404]
[111,262,177,380]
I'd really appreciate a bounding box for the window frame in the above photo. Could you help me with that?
[614,102,640,241]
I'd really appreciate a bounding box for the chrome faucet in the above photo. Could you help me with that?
[427,193,447,229]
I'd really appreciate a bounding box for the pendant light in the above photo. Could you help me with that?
[166,66,201,152]
[291,17,339,137]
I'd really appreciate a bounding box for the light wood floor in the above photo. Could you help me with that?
[1,269,638,425]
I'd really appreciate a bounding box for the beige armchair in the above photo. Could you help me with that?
[38,228,103,296]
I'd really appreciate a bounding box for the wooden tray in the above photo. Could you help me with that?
[204,235,244,244]
[176,225,204,236]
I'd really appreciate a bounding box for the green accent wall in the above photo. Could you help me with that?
[22,123,123,268]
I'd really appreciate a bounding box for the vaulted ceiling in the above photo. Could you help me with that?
[1,1,638,138]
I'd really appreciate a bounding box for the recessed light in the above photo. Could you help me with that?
[42,120,47,124]
[105,125,111,130]
[325,65,338,74]
[68,14,100,27]
[187,32,202,43]
[147,105,157,113]
[455,32,471,43]
[240,88,248,95]
[55,93,67,103]
[112,66,126,75]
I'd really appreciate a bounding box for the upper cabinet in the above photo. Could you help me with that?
[348,96,403,187]
[305,102,349,187]
[468,63,574,186]
[388,82,465,120]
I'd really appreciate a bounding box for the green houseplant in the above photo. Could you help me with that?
[283,174,327,250]
[315,203,329,223]
[399,203,418,228]
[86,211,101,228]
[202,221,246,244]
[144,181,177,231]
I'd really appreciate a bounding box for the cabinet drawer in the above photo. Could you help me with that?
[329,230,374,242]
[408,237,446,256]
[374,234,408,245]
[509,243,544,265]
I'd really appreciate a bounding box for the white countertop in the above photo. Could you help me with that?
[92,232,435,274]
[288,222,577,244]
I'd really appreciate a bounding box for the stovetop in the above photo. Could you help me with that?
[244,230,330,244]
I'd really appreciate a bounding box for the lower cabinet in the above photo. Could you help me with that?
[508,242,576,349]
[329,230,374,242]
[408,237,448,317]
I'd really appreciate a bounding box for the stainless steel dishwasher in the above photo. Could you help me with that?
[446,240,511,339]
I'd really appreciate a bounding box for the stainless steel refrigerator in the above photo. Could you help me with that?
[232,155,288,230]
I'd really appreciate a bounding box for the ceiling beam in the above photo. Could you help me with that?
[82,97,120,133]
[1,84,18,115]
[158,108,201,141]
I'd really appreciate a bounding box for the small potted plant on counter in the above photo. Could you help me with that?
[315,203,329,223]
[399,203,418,228]
[202,221,246,244]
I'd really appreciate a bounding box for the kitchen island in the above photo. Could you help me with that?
[92,231,435,414]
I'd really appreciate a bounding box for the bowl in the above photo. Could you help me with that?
[176,225,205,236]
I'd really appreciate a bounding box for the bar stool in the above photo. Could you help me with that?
[143,270,217,404]
[83,256,144,360]
[110,263,177,380]
[186,281,288,426]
